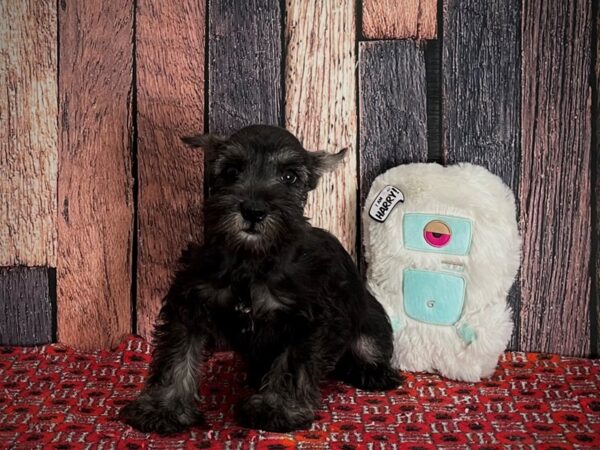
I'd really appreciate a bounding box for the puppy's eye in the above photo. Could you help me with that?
[280,171,297,185]
[224,167,240,181]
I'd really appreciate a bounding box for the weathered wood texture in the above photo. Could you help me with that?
[0,267,52,346]
[208,0,281,134]
[362,0,437,40]
[359,41,428,207]
[519,0,592,356]
[442,0,520,190]
[136,0,205,340]
[286,0,357,256]
[593,10,600,357]
[425,39,442,162]
[57,0,134,349]
[442,0,521,349]
[0,0,57,267]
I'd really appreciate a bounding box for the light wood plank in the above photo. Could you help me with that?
[136,0,206,340]
[286,0,357,256]
[362,0,437,40]
[442,0,521,349]
[57,0,134,349]
[209,0,282,134]
[519,0,592,356]
[0,0,57,267]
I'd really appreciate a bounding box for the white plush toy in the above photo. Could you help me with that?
[363,163,521,381]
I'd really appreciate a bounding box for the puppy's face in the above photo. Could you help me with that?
[183,125,345,252]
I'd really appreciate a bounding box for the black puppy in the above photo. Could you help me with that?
[120,125,401,434]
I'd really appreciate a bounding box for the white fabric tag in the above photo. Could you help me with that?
[369,185,404,222]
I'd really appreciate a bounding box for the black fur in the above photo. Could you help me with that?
[119,125,402,434]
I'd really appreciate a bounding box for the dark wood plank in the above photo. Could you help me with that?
[286,0,357,257]
[592,7,600,357]
[442,0,520,197]
[362,0,437,39]
[519,0,592,356]
[0,267,52,346]
[425,39,442,162]
[208,0,282,134]
[0,0,57,267]
[58,0,134,350]
[136,0,206,340]
[359,40,428,209]
[442,0,521,349]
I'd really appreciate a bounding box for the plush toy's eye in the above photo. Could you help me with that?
[423,220,451,247]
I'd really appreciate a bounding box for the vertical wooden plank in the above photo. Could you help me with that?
[442,0,521,349]
[208,0,281,134]
[58,0,134,349]
[442,0,520,194]
[136,0,205,340]
[594,9,600,356]
[519,0,592,355]
[0,268,52,346]
[359,41,428,208]
[286,0,357,256]
[0,0,57,266]
[362,0,437,40]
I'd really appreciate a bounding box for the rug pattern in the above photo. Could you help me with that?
[0,336,599,449]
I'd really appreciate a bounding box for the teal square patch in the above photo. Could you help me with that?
[403,213,472,256]
[403,269,465,326]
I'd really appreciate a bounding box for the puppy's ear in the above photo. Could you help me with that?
[307,148,347,189]
[181,134,228,151]
[181,134,230,188]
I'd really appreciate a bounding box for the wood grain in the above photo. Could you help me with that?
[362,0,437,40]
[0,267,53,346]
[57,0,134,350]
[442,0,521,349]
[359,41,428,207]
[593,10,600,357]
[208,0,282,134]
[0,0,57,267]
[286,0,357,256]
[519,0,592,356]
[136,0,205,340]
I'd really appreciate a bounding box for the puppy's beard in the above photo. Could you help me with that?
[217,213,282,253]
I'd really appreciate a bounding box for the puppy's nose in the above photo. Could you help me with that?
[240,200,269,223]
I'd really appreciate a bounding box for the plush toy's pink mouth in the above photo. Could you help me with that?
[423,220,452,247]
[424,231,451,247]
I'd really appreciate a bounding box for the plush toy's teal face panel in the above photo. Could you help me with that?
[403,213,472,255]
[403,269,465,325]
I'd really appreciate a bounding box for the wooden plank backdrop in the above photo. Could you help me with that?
[0,268,52,346]
[0,0,57,347]
[0,0,597,356]
[135,0,206,340]
[362,0,437,39]
[442,0,521,348]
[57,0,135,350]
[358,40,428,207]
[519,0,592,356]
[285,0,357,256]
[208,0,282,134]
[0,0,57,267]
[595,11,600,356]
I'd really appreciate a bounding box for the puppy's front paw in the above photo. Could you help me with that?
[236,393,314,432]
[119,394,204,435]
[356,364,404,391]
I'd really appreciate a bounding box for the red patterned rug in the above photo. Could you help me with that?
[0,336,599,449]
